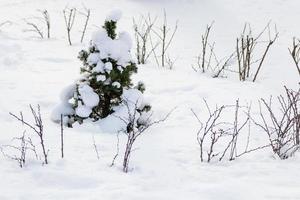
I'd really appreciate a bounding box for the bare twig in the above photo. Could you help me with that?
[192,99,269,162]
[235,23,278,82]
[92,134,100,160]
[39,10,50,38]
[1,131,38,168]
[79,6,90,43]
[60,114,64,158]
[113,99,174,172]
[9,105,49,165]
[133,14,157,64]
[253,86,300,159]
[24,20,44,38]
[150,10,178,68]
[110,131,120,167]
[288,37,300,76]
[63,7,76,45]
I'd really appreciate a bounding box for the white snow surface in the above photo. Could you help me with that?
[78,84,100,108]
[105,9,123,22]
[92,60,105,73]
[0,0,300,200]
[91,28,133,65]
[75,102,93,118]
[51,102,74,122]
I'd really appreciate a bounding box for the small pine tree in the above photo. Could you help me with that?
[51,10,151,127]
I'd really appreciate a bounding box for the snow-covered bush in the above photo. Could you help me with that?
[52,10,151,126]
[255,86,300,159]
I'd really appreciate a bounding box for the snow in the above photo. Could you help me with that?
[87,52,100,65]
[51,84,77,122]
[105,9,123,22]
[96,74,106,82]
[59,84,76,102]
[122,88,144,106]
[0,0,300,200]
[112,81,121,88]
[51,102,74,123]
[78,84,100,108]
[91,28,133,65]
[92,60,105,73]
[104,61,113,72]
[75,102,92,118]
[117,65,124,72]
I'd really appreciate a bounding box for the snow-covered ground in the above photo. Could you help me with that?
[0,0,299,199]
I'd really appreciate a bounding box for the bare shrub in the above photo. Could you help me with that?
[9,105,49,165]
[254,86,300,159]
[288,37,300,76]
[193,22,215,73]
[63,7,76,45]
[133,14,157,65]
[23,10,50,39]
[192,23,236,78]
[149,10,178,69]
[192,99,269,162]
[1,131,38,168]
[212,52,236,78]
[236,23,278,82]
[114,99,173,173]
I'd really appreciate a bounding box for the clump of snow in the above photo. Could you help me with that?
[118,32,132,51]
[87,53,100,65]
[75,102,92,118]
[122,88,143,105]
[51,102,74,123]
[104,62,113,72]
[59,84,76,102]
[96,75,106,82]
[78,84,100,108]
[98,88,146,132]
[91,28,133,65]
[105,9,122,22]
[112,82,121,88]
[92,61,105,73]
[120,88,145,116]
[137,111,152,126]
[117,65,123,71]
[51,83,99,122]
[51,84,77,122]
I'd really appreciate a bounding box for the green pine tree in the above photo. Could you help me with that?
[70,16,139,124]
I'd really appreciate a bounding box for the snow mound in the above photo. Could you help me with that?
[59,84,76,102]
[91,28,133,65]
[51,102,74,123]
[75,102,93,118]
[78,84,100,108]
[105,9,122,22]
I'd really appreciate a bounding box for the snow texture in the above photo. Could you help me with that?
[0,1,300,200]
[91,28,133,66]
[92,60,105,73]
[51,102,74,122]
[75,102,93,118]
[105,9,123,22]
[78,84,100,108]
